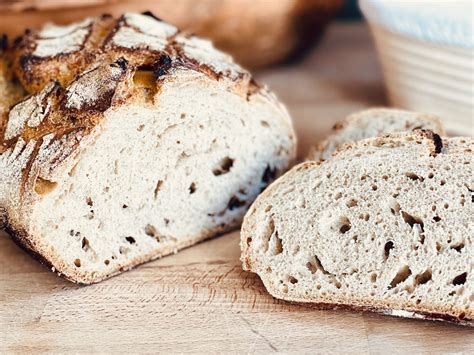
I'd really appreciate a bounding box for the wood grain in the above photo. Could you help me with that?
[1,23,472,353]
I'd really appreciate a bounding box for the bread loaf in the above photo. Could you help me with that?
[0,0,344,68]
[0,13,296,283]
[242,131,473,325]
[307,108,445,161]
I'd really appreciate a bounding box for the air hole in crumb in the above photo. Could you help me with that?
[401,211,424,232]
[405,172,423,181]
[144,224,157,237]
[453,272,467,285]
[268,232,283,256]
[436,242,442,253]
[371,184,378,191]
[389,265,412,289]
[390,200,401,215]
[414,269,432,286]
[125,236,136,244]
[306,261,317,274]
[451,243,464,252]
[314,255,329,274]
[189,182,197,194]
[384,241,394,259]
[227,196,246,211]
[260,120,270,127]
[371,273,377,283]
[459,312,466,320]
[261,165,277,185]
[339,217,351,234]
[262,218,275,252]
[34,178,58,195]
[74,259,81,267]
[334,192,343,200]
[335,281,342,289]
[246,237,252,246]
[86,197,93,206]
[440,180,446,186]
[428,172,434,179]
[137,124,145,132]
[444,203,449,209]
[81,238,90,251]
[122,204,128,209]
[433,216,441,222]
[104,259,110,265]
[289,276,298,284]
[212,157,234,176]
[154,180,163,199]
[465,184,474,202]
[346,199,358,208]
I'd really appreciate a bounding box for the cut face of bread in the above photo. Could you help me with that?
[306,108,446,161]
[0,13,296,284]
[242,131,473,325]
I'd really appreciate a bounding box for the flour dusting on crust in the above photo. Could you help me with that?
[34,19,93,58]
[110,13,177,52]
[124,13,176,38]
[66,63,126,110]
[4,82,57,140]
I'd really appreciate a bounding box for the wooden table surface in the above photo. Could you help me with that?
[1,23,473,353]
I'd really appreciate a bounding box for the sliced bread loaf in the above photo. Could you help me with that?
[0,13,296,284]
[241,131,473,325]
[306,108,445,161]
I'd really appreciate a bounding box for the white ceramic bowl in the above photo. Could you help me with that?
[360,0,473,135]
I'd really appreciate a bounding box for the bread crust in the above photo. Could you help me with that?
[306,108,446,162]
[0,1,344,68]
[5,214,239,284]
[284,299,472,326]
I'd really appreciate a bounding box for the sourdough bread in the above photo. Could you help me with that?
[307,108,445,161]
[242,131,473,325]
[0,12,296,284]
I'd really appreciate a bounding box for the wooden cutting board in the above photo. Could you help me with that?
[1,23,472,353]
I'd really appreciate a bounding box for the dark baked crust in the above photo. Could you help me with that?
[11,12,252,95]
[416,129,443,156]
[285,300,473,327]
[3,218,57,278]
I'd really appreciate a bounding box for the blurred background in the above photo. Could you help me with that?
[0,0,472,155]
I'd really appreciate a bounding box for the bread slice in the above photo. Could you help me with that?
[306,108,445,161]
[241,131,473,325]
[0,13,296,284]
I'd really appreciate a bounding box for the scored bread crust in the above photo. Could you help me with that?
[241,131,473,326]
[0,12,296,283]
[306,108,446,162]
